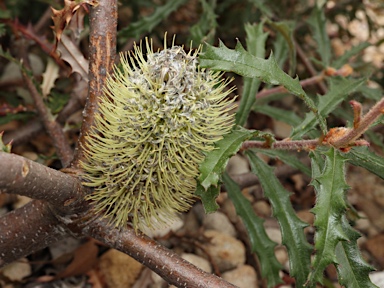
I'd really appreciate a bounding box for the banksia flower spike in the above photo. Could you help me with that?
[81,37,235,231]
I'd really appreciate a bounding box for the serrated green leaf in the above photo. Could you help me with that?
[236,23,268,126]
[332,42,371,69]
[253,149,311,176]
[307,6,331,66]
[347,147,384,180]
[291,77,366,139]
[308,148,350,286]
[223,172,283,288]
[189,0,217,44]
[199,40,327,133]
[118,0,187,41]
[335,216,378,288]
[267,20,296,75]
[194,182,220,213]
[246,151,312,287]
[198,126,258,190]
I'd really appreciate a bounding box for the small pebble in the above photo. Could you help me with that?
[141,215,184,238]
[275,246,288,266]
[199,230,246,272]
[253,200,272,217]
[226,154,250,175]
[355,213,370,231]
[1,258,31,281]
[370,271,384,287]
[265,227,282,245]
[99,249,142,288]
[181,253,212,273]
[222,265,258,288]
[203,211,237,237]
[221,198,238,223]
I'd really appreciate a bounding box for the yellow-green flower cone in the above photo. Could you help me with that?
[81,39,235,231]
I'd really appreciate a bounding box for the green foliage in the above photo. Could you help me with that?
[246,151,312,287]
[335,216,377,288]
[195,183,220,213]
[2,0,383,287]
[223,172,283,288]
[252,149,311,176]
[308,148,377,287]
[199,40,327,134]
[308,148,350,285]
[332,42,371,69]
[253,105,302,128]
[307,6,331,66]
[0,112,36,125]
[194,3,382,285]
[291,77,366,139]
[235,23,268,126]
[46,91,70,114]
[118,0,187,41]
[347,147,384,180]
[266,19,296,75]
[198,126,258,192]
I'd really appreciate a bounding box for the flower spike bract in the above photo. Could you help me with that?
[81,38,235,231]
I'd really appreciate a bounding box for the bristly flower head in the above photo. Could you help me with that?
[81,37,236,231]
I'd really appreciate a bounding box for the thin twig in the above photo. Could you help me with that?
[241,139,320,151]
[0,152,84,211]
[0,151,237,287]
[8,20,68,70]
[332,97,384,147]
[80,218,238,288]
[16,40,73,167]
[72,0,117,167]
[21,71,73,167]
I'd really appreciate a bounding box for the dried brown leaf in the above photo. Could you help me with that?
[51,0,99,50]
[57,34,89,81]
[53,239,99,280]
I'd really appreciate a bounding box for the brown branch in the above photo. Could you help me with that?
[8,20,68,70]
[0,200,67,267]
[0,152,85,212]
[72,0,117,167]
[241,139,320,151]
[0,151,237,287]
[78,218,238,288]
[332,97,384,148]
